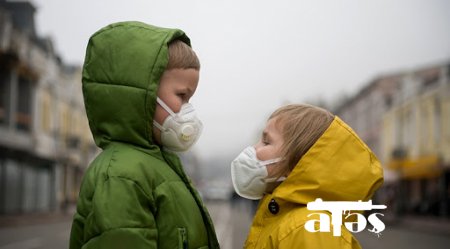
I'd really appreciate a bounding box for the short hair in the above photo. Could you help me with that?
[166,40,200,70]
[269,104,335,179]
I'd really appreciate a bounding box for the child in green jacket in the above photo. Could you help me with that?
[69,21,219,249]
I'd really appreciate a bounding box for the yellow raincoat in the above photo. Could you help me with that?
[244,117,384,249]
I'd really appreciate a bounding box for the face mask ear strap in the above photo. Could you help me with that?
[260,158,282,166]
[153,120,165,131]
[156,97,176,116]
[265,176,287,183]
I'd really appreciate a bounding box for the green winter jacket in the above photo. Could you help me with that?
[69,21,219,249]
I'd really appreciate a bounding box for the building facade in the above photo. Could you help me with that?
[336,62,450,218]
[382,64,450,217]
[0,0,96,215]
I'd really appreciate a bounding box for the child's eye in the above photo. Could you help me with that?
[177,93,188,101]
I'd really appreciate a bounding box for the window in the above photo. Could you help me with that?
[16,76,32,131]
[0,70,10,125]
[40,94,51,133]
[434,98,441,146]
[420,69,440,91]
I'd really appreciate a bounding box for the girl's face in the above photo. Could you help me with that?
[254,117,284,177]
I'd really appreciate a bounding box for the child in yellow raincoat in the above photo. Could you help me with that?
[231,104,384,248]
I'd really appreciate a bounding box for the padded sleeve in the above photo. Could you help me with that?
[81,177,157,249]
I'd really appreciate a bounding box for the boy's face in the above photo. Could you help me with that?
[254,118,284,177]
[153,68,199,145]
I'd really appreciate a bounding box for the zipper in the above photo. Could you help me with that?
[178,227,188,249]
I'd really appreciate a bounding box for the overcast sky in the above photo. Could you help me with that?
[31,0,450,160]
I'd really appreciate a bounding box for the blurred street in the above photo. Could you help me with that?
[355,226,450,249]
[0,214,72,249]
[1,199,450,249]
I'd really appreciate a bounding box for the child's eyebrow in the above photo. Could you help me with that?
[179,87,194,95]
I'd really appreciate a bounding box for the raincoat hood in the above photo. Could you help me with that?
[273,116,384,203]
[82,21,190,149]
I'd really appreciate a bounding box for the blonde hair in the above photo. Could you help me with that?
[166,40,200,70]
[269,104,334,179]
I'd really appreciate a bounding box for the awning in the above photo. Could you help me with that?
[387,155,442,179]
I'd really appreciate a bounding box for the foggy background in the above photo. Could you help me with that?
[32,0,450,155]
[1,0,450,248]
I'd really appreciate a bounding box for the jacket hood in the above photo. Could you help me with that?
[273,116,384,204]
[82,21,190,149]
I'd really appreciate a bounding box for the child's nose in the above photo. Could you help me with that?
[254,145,264,156]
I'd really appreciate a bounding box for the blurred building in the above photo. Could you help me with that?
[382,64,450,217]
[336,62,450,218]
[0,0,96,215]
[335,74,402,165]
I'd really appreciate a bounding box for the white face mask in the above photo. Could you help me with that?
[230,146,283,200]
[153,97,203,152]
